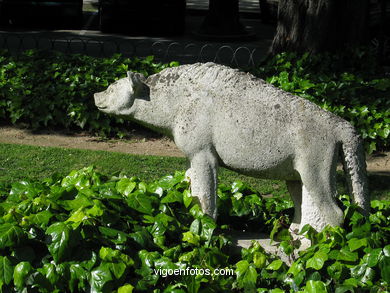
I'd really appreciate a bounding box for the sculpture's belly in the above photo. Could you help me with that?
[216,144,299,180]
[212,105,300,180]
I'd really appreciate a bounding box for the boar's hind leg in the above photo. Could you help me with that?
[286,180,302,234]
[187,150,218,220]
[295,147,343,232]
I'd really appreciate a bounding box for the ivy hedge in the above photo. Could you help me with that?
[0,49,389,152]
[0,167,389,292]
[0,50,179,138]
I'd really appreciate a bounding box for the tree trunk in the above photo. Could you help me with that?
[271,0,369,54]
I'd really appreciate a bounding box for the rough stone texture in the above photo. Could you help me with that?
[94,62,369,232]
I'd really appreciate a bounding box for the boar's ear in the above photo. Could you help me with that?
[127,71,150,100]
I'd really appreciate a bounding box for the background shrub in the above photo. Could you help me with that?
[0,49,388,152]
[0,50,178,138]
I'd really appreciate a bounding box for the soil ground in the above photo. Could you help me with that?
[0,125,389,175]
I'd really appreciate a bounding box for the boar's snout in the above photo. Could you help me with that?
[94,92,107,109]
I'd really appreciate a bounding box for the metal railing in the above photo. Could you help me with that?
[0,33,270,68]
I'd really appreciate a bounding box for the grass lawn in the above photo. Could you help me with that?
[0,143,388,200]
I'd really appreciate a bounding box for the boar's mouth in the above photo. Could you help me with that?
[94,93,108,110]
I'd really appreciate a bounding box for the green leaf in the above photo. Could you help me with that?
[182,231,200,246]
[130,228,154,248]
[183,190,192,208]
[327,261,344,280]
[350,263,375,284]
[99,247,134,267]
[304,280,327,293]
[127,192,153,214]
[379,256,390,283]
[161,190,182,204]
[27,210,53,227]
[40,263,59,286]
[90,264,113,293]
[45,222,72,263]
[266,259,283,271]
[329,247,358,262]
[306,251,328,270]
[116,178,137,196]
[86,200,105,217]
[154,256,177,271]
[107,261,127,279]
[253,251,267,269]
[279,240,294,255]
[98,226,129,243]
[0,256,13,286]
[347,238,368,252]
[363,248,383,267]
[13,261,33,289]
[200,216,216,245]
[343,277,359,287]
[383,245,390,257]
[66,208,89,227]
[189,204,204,219]
[235,260,257,290]
[69,263,88,292]
[0,223,25,249]
[118,284,134,293]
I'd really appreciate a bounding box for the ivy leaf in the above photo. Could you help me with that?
[327,261,344,280]
[306,251,328,270]
[40,263,59,285]
[200,216,216,245]
[118,284,134,293]
[126,192,153,214]
[329,247,358,262]
[45,222,73,263]
[161,190,183,204]
[267,259,283,271]
[379,256,390,283]
[106,261,127,280]
[0,223,25,249]
[69,263,88,292]
[90,264,113,293]
[0,256,13,286]
[363,248,383,267]
[13,261,33,289]
[235,260,257,290]
[347,238,368,252]
[182,231,200,246]
[383,245,390,256]
[130,228,154,248]
[116,178,137,196]
[253,252,267,269]
[183,190,192,208]
[27,210,53,228]
[304,280,327,293]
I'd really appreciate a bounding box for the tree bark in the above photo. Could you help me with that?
[271,0,369,54]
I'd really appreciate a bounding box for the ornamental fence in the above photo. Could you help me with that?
[0,33,270,68]
[1,32,389,68]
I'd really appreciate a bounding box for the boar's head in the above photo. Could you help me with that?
[94,71,147,116]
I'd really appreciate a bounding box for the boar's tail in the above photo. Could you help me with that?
[340,124,370,215]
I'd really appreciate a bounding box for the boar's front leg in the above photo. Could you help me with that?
[186,150,218,219]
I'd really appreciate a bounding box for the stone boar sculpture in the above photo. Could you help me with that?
[94,62,369,232]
